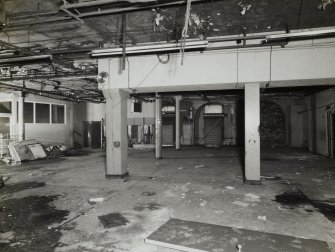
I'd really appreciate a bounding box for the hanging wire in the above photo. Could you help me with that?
[180,0,192,65]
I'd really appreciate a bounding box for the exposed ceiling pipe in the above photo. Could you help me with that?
[0,55,52,65]
[91,40,208,56]
[0,72,97,81]
[0,40,37,56]
[266,28,335,41]
[61,0,215,18]
[61,0,173,9]
[0,81,81,102]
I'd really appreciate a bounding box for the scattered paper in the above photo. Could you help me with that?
[232,201,249,208]
[245,193,260,199]
[88,198,104,203]
[195,164,204,169]
[258,215,267,221]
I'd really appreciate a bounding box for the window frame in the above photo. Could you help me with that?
[24,101,66,125]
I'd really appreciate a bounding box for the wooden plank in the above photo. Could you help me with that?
[145,218,330,252]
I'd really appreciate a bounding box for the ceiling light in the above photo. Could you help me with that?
[266,29,335,41]
[91,41,208,57]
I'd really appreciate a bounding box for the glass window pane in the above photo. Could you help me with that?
[133,102,142,113]
[35,103,50,123]
[24,102,34,123]
[0,102,11,113]
[0,117,10,135]
[52,104,65,124]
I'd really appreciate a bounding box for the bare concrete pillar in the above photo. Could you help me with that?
[102,89,129,178]
[175,95,182,150]
[155,94,162,159]
[18,96,24,141]
[244,83,261,184]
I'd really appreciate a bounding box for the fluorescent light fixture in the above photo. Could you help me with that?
[266,29,335,41]
[91,41,208,57]
[0,55,52,65]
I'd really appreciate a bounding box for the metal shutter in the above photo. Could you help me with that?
[204,117,223,147]
[162,116,175,145]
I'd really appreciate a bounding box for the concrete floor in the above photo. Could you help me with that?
[0,146,334,252]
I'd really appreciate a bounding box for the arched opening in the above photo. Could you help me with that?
[260,100,286,146]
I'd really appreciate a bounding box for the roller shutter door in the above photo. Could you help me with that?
[162,116,175,145]
[204,117,223,147]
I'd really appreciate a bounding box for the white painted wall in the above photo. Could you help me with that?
[127,100,155,125]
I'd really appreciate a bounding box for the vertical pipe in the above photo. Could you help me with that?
[121,13,126,70]
[155,94,162,159]
[175,95,181,150]
[18,96,24,141]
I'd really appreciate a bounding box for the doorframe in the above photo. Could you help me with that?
[326,109,335,158]
[0,113,13,137]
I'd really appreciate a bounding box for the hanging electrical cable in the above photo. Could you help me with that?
[180,0,192,65]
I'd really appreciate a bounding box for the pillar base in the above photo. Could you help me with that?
[244,179,261,185]
[106,172,129,179]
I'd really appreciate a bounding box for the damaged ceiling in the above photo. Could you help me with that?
[0,0,335,102]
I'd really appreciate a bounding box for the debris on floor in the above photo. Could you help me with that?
[245,193,261,202]
[0,231,14,243]
[258,215,267,221]
[141,191,156,196]
[195,164,204,169]
[225,186,235,190]
[98,213,129,228]
[88,197,104,204]
[145,218,330,252]
[232,201,249,208]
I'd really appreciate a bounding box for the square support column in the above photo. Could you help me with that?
[175,95,182,150]
[102,89,129,178]
[155,94,162,159]
[244,83,261,184]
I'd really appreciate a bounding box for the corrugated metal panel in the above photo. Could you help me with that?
[204,117,222,146]
[162,116,175,145]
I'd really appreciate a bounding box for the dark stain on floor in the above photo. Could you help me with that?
[133,202,161,212]
[98,213,129,228]
[275,190,310,206]
[0,181,45,195]
[275,190,335,222]
[0,195,69,252]
[311,201,335,222]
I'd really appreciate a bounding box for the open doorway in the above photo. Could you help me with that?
[327,112,335,158]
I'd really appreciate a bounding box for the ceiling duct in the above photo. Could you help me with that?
[0,55,52,66]
[91,41,208,57]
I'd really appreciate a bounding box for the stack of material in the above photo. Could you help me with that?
[8,140,47,163]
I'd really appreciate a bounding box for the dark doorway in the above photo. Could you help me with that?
[328,113,335,158]
[83,121,102,149]
[162,116,175,146]
[260,101,286,146]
